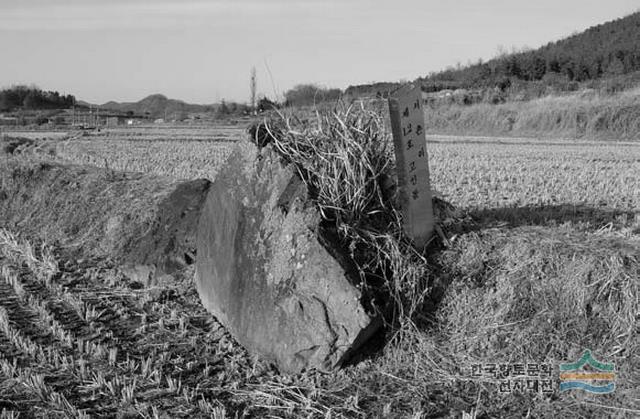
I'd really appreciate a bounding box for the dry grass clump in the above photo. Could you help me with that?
[0,229,58,284]
[256,103,393,228]
[255,103,440,323]
[425,86,640,139]
[438,227,639,360]
[434,226,640,415]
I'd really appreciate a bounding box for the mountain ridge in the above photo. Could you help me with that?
[78,94,217,119]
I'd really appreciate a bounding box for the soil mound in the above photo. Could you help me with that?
[0,159,210,284]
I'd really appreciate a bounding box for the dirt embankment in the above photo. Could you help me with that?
[424,88,640,140]
[0,158,210,284]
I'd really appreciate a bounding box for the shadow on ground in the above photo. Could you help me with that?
[466,203,638,232]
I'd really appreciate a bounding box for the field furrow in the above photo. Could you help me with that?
[0,233,271,416]
[0,281,64,351]
[0,330,31,366]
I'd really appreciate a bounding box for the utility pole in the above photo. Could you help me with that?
[250,66,257,115]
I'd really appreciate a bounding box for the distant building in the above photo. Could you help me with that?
[424,89,454,100]
[106,116,125,127]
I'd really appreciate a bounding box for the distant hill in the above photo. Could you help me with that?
[346,11,640,97]
[95,94,216,119]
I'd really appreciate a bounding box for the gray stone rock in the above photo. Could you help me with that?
[196,140,379,373]
[122,178,210,282]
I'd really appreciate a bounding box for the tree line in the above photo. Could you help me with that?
[0,85,75,112]
[216,85,342,117]
[0,83,345,117]
[283,84,341,107]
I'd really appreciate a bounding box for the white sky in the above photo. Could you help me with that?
[0,0,638,104]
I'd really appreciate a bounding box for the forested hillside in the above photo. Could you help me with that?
[346,11,640,97]
[0,86,75,112]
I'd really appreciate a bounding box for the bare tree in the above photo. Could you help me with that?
[250,67,257,114]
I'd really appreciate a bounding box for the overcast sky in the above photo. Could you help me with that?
[0,0,637,104]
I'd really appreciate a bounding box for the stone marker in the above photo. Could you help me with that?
[388,84,435,249]
[196,140,379,373]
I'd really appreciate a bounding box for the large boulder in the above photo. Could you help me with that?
[196,140,379,373]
